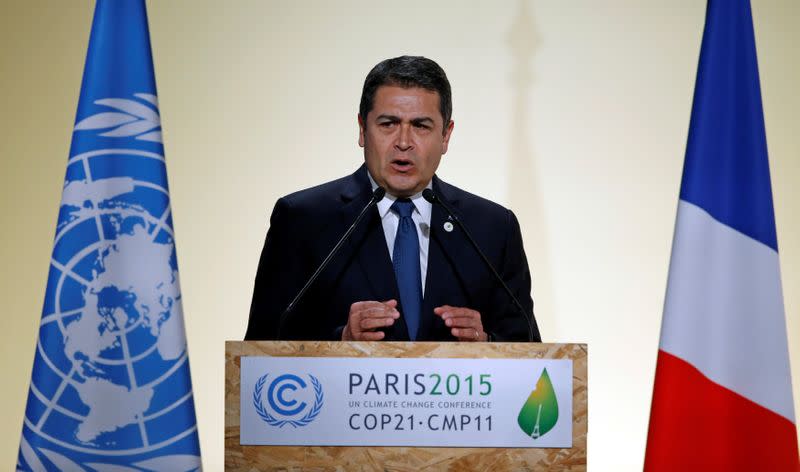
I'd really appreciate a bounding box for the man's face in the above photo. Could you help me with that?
[359,85,454,198]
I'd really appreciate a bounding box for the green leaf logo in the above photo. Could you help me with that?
[517,368,559,439]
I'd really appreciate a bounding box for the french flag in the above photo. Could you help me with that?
[644,1,799,470]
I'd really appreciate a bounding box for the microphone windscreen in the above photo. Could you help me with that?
[373,187,386,200]
[422,188,437,204]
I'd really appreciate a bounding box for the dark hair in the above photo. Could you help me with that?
[359,56,452,133]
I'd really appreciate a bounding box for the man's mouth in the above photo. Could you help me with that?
[390,158,414,172]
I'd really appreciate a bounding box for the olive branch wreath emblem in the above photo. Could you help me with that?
[253,374,324,428]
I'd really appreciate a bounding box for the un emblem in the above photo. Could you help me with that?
[19,93,200,470]
[253,374,324,428]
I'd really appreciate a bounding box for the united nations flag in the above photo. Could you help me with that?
[17,1,202,470]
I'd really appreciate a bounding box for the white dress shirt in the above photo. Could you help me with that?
[368,172,432,295]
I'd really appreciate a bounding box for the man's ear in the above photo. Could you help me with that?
[358,114,366,148]
[441,120,455,154]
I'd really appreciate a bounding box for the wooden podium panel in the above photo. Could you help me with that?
[225,342,587,471]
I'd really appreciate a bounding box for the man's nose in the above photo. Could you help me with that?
[395,123,413,151]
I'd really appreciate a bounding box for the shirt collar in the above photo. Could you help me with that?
[367,169,433,223]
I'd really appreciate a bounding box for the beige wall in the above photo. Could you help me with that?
[1,1,798,469]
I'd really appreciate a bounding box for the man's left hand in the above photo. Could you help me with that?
[434,305,487,342]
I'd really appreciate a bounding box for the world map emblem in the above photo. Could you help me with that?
[19,94,201,471]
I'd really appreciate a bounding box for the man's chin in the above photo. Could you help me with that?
[385,182,422,198]
[386,179,418,198]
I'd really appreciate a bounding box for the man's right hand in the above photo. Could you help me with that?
[342,299,399,341]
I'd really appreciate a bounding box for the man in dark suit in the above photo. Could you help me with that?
[245,56,540,342]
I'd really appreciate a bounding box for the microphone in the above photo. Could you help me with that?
[422,188,539,342]
[277,186,386,338]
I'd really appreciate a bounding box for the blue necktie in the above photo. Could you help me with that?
[391,199,422,340]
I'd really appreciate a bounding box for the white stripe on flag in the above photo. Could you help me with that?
[659,200,795,423]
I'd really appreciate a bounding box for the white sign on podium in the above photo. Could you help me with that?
[240,357,572,448]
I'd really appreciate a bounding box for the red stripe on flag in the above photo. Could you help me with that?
[645,350,799,471]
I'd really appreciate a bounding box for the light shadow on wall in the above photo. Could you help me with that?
[507,0,555,339]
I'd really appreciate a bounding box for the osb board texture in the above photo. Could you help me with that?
[225,342,587,471]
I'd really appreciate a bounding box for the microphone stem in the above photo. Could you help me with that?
[453,213,534,342]
[277,189,384,338]
[429,192,537,342]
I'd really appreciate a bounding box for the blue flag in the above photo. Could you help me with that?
[17,1,202,470]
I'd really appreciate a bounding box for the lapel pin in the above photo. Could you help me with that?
[443,221,454,232]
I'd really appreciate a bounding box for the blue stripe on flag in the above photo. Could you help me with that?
[678,0,778,251]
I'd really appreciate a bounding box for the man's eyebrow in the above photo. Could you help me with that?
[410,117,435,125]
[374,115,435,124]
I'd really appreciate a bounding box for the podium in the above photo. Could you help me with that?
[225,341,587,470]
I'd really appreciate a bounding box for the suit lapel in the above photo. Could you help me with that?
[418,177,479,340]
[339,166,408,340]
[419,200,450,340]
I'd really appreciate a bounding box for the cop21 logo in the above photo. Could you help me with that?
[517,368,559,440]
[253,374,324,428]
